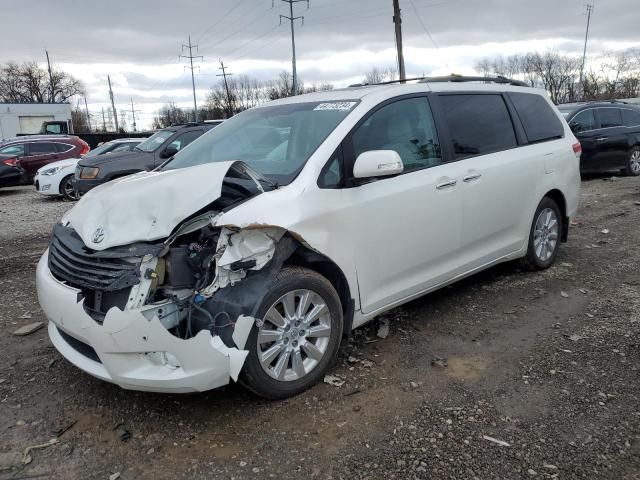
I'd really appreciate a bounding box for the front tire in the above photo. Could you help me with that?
[623,147,640,176]
[240,267,343,399]
[521,197,562,270]
[60,174,79,201]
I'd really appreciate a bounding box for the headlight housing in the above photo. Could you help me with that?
[79,167,100,179]
[41,164,72,176]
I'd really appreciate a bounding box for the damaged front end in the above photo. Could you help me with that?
[38,162,295,393]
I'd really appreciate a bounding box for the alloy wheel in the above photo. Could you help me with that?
[533,208,559,262]
[62,177,79,200]
[630,150,640,175]
[257,289,332,381]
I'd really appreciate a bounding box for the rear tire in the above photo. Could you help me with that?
[60,174,79,201]
[521,197,562,271]
[239,267,343,399]
[623,147,640,176]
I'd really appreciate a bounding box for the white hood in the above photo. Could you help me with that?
[66,162,238,250]
[36,157,79,174]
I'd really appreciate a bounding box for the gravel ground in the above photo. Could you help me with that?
[0,178,639,480]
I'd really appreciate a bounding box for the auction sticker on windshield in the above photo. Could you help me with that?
[313,102,357,111]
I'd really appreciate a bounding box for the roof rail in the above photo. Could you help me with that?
[348,74,529,88]
[418,75,529,87]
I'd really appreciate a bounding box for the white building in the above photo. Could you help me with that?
[0,102,72,140]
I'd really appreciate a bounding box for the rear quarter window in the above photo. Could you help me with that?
[509,93,564,143]
[622,108,640,127]
[598,108,623,128]
[54,143,74,153]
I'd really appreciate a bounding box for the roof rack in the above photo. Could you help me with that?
[348,74,529,88]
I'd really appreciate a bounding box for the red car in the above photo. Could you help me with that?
[0,135,89,187]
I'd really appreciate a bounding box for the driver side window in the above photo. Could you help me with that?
[350,97,442,175]
[570,110,596,133]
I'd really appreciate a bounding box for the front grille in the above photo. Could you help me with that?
[48,224,141,291]
[57,327,102,363]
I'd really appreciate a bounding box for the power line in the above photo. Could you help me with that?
[179,34,203,122]
[217,60,234,117]
[408,0,450,71]
[278,0,309,95]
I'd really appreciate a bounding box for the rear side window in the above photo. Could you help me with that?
[0,144,24,156]
[54,143,74,153]
[28,142,57,154]
[622,109,640,127]
[598,108,623,128]
[167,130,204,151]
[439,94,517,159]
[509,93,564,143]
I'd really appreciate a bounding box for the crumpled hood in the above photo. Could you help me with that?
[65,162,238,250]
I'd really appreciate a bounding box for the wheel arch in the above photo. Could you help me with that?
[285,243,355,338]
[543,188,568,242]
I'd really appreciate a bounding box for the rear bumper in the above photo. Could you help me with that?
[0,167,26,188]
[36,250,249,393]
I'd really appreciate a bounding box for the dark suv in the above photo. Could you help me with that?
[558,101,640,176]
[0,135,89,187]
[75,121,222,195]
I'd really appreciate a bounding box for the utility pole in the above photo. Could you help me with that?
[107,75,119,131]
[101,107,107,132]
[392,0,406,81]
[278,0,309,95]
[129,98,142,132]
[45,50,55,102]
[180,35,203,122]
[579,3,594,99]
[217,60,234,118]
[83,97,91,132]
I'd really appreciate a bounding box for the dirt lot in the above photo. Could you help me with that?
[0,178,639,480]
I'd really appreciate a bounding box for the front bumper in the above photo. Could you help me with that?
[36,251,249,393]
[34,174,56,196]
[74,175,103,196]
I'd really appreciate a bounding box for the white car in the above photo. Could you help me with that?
[34,138,145,200]
[36,77,581,398]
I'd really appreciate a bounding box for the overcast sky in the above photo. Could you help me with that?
[2,0,638,129]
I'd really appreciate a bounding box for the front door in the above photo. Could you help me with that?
[568,109,598,172]
[341,96,464,315]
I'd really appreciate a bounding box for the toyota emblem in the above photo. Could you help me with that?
[92,227,105,244]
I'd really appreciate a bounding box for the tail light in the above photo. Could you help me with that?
[2,158,17,167]
[572,142,582,157]
[79,141,90,156]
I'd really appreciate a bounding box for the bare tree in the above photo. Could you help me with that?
[71,107,90,133]
[0,61,84,103]
[363,66,397,84]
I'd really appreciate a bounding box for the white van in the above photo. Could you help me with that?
[36,76,581,398]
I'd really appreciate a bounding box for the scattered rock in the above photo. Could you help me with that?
[528,469,537,476]
[114,426,131,442]
[18,312,32,319]
[543,463,558,470]
[560,291,569,298]
[109,473,121,480]
[324,374,345,387]
[12,322,44,336]
[376,319,390,339]
[353,405,362,412]
[431,356,448,368]
[409,381,419,389]
[567,334,583,342]
[600,229,610,234]
[0,452,22,472]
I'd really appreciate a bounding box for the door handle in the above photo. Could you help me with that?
[595,137,608,142]
[463,173,482,182]
[436,179,457,190]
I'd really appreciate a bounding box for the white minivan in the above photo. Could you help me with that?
[36,77,581,398]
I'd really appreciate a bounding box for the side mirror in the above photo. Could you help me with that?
[353,150,404,179]
[160,146,178,159]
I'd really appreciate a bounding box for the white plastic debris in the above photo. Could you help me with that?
[376,319,390,339]
[324,374,345,387]
[482,435,511,447]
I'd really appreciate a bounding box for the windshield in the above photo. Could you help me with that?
[84,142,117,157]
[162,100,359,185]
[136,131,174,152]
